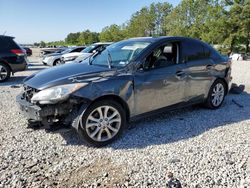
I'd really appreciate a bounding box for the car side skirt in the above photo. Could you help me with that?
[129,96,204,122]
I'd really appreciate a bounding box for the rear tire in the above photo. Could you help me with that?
[0,62,11,82]
[205,79,226,109]
[73,100,126,147]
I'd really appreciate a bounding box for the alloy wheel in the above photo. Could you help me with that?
[82,105,121,142]
[211,83,225,107]
[0,65,8,81]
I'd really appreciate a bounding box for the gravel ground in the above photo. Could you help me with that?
[0,57,249,188]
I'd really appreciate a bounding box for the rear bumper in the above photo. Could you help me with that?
[10,58,28,72]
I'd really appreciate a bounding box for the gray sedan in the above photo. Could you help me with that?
[17,36,232,146]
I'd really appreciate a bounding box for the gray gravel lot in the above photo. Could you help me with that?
[0,56,249,187]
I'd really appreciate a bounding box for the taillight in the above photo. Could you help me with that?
[11,49,25,56]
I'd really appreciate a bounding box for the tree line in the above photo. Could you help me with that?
[38,0,250,54]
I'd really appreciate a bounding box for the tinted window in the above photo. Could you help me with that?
[182,40,206,61]
[203,45,211,58]
[210,47,221,60]
[0,37,20,52]
[0,38,5,52]
[72,47,84,52]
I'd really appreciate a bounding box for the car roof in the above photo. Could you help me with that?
[0,35,14,39]
[126,36,203,43]
[93,42,113,45]
[72,46,86,49]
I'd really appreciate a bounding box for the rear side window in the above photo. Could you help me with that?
[182,40,205,61]
[203,45,211,58]
[0,37,20,52]
[0,38,5,52]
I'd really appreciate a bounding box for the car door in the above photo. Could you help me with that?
[133,41,187,115]
[182,39,215,102]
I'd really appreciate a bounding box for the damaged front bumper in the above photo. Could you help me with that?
[16,94,74,123]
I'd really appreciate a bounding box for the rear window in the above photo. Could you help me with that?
[0,37,21,52]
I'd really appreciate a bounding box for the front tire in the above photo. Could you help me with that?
[53,59,61,66]
[74,100,126,147]
[205,79,226,109]
[0,63,11,82]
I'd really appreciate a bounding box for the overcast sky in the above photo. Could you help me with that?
[0,0,180,44]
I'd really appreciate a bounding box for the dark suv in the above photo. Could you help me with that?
[17,37,232,147]
[0,35,27,82]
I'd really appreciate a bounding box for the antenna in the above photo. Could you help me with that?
[2,31,7,35]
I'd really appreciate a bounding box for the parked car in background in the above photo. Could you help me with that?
[42,46,85,66]
[23,47,32,56]
[64,53,89,64]
[61,42,112,64]
[17,37,232,146]
[229,53,246,61]
[40,47,68,56]
[0,35,28,82]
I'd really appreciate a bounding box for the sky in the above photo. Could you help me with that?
[0,0,180,44]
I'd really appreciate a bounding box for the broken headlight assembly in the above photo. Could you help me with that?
[31,83,88,104]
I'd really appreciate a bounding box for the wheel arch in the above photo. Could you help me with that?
[53,58,60,66]
[91,94,130,122]
[0,59,12,72]
[215,77,229,95]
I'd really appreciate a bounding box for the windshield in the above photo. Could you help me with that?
[75,54,87,62]
[81,45,99,53]
[91,41,151,68]
[61,48,73,54]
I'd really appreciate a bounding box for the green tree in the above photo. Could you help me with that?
[164,0,215,38]
[223,0,250,52]
[40,41,46,48]
[65,32,81,45]
[99,24,126,41]
[126,2,172,37]
[77,30,99,45]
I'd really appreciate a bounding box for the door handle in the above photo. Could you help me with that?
[206,64,213,70]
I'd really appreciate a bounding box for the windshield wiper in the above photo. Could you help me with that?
[107,49,113,69]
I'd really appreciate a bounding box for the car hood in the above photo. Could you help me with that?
[24,63,111,90]
[45,52,62,57]
[62,52,91,58]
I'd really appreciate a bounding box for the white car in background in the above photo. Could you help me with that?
[42,46,85,66]
[230,53,244,61]
[61,42,112,64]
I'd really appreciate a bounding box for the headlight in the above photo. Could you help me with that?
[31,83,88,104]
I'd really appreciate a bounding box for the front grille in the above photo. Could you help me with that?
[22,85,39,102]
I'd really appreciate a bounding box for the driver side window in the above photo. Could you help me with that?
[143,42,179,70]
